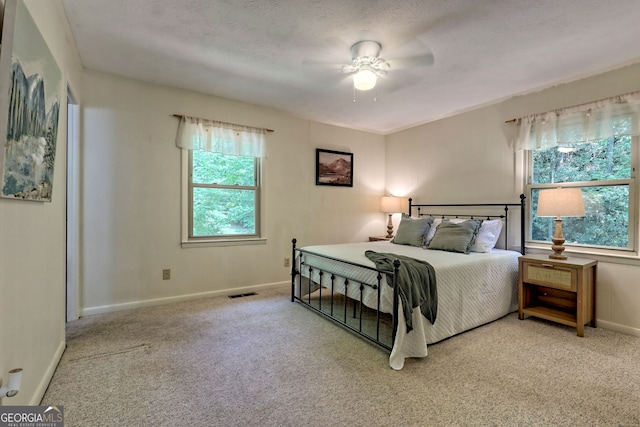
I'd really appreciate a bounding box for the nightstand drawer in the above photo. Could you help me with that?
[522,261,577,291]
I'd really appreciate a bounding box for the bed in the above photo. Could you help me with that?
[290,195,526,370]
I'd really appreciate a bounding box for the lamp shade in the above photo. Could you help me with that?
[353,68,377,91]
[381,196,402,213]
[537,188,585,217]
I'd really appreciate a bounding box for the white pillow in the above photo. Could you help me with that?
[423,218,442,246]
[470,219,503,253]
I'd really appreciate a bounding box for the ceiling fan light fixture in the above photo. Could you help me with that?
[353,68,377,91]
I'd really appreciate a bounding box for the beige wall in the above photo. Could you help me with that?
[0,0,83,405]
[83,62,640,335]
[79,70,386,314]
[386,62,640,336]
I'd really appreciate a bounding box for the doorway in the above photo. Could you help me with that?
[66,87,80,322]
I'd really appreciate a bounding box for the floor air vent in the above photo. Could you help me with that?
[228,292,257,299]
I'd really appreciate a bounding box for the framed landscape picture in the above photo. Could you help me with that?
[0,0,63,201]
[316,148,353,187]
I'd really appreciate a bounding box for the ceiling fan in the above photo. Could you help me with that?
[303,37,434,93]
[343,40,390,91]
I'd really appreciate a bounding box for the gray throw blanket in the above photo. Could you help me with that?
[364,250,437,332]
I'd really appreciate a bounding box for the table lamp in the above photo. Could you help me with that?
[536,188,585,260]
[381,196,403,238]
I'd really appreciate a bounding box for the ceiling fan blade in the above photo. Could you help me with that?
[301,58,354,83]
[300,34,353,70]
[376,69,424,93]
[387,52,434,70]
[300,58,355,87]
[383,36,435,70]
[301,58,345,74]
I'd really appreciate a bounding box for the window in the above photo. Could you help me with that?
[188,150,260,239]
[176,115,266,244]
[516,91,640,256]
[527,131,636,252]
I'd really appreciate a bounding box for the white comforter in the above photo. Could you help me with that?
[295,241,519,370]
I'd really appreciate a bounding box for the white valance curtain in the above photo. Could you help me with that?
[513,90,640,151]
[175,115,266,157]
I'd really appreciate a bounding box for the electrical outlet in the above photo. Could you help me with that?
[162,269,171,280]
[284,257,290,268]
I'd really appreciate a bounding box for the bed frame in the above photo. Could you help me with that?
[291,194,526,352]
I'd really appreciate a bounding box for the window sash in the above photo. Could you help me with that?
[187,151,260,239]
[531,135,632,185]
[525,135,638,253]
[527,181,635,251]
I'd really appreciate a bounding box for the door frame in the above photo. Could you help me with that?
[66,86,80,322]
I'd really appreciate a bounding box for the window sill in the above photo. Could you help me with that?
[181,238,267,248]
[525,243,640,267]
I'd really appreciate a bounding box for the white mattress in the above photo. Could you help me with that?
[295,241,519,370]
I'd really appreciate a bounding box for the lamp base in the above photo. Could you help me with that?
[386,214,394,239]
[549,218,567,260]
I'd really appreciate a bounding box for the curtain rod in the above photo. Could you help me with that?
[172,114,274,133]
[504,89,640,124]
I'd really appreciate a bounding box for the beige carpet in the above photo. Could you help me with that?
[42,285,640,426]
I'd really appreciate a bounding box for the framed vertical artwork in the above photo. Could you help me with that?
[0,0,63,201]
[315,148,353,187]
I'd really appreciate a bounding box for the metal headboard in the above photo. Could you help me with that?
[407,194,526,254]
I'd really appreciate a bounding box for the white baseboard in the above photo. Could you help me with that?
[31,339,66,405]
[597,319,640,337]
[80,281,290,317]
[78,284,640,338]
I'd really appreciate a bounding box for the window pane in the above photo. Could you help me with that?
[530,185,629,248]
[193,188,256,236]
[532,136,631,184]
[192,151,255,186]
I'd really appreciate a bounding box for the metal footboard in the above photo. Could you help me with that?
[290,238,401,351]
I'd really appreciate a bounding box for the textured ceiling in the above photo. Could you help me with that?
[62,0,640,134]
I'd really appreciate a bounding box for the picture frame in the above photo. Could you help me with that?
[0,0,63,201]
[315,148,353,187]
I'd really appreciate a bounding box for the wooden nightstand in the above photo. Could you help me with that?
[518,254,597,337]
[369,236,392,242]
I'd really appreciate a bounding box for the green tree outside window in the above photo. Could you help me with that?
[190,150,258,237]
[529,132,633,249]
